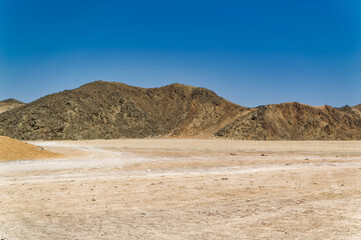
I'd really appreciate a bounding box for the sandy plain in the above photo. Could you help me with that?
[0,139,360,239]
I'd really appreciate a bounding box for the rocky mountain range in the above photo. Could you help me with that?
[0,81,360,140]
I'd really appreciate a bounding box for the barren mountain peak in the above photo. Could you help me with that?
[0,81,243,140]
[0,98,25,114]
[0,98,24,104]
[0,81,360,140]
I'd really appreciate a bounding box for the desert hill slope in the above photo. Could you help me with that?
[0,99,25,114]
[0,81,245,140]
[353,103,361,112]
[0,81,360,140]
[216,102,361,140]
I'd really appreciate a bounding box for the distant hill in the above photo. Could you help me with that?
[0,99,25,114]
[353,104,361,112]
[216,102,361,140]
[0,81,360,140]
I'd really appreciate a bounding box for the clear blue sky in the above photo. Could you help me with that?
[1,0,360,107]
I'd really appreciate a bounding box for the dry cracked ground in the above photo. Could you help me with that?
[0,139,361,239]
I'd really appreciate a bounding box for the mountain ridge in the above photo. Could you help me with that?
[0,81,360,140]
[0,81,244,140]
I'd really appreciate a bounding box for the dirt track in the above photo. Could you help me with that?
[1,139,361,239]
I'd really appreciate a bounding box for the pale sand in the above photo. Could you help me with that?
[0,139,360,239]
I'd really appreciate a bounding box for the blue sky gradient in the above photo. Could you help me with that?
[1,0,360,107]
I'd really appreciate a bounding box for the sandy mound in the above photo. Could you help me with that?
[0,136,60,161]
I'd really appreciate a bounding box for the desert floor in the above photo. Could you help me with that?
[1,139,361,239]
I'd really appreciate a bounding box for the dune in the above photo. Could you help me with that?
[0,136,60,161]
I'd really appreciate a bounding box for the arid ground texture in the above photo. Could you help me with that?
[1,139,360,239]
